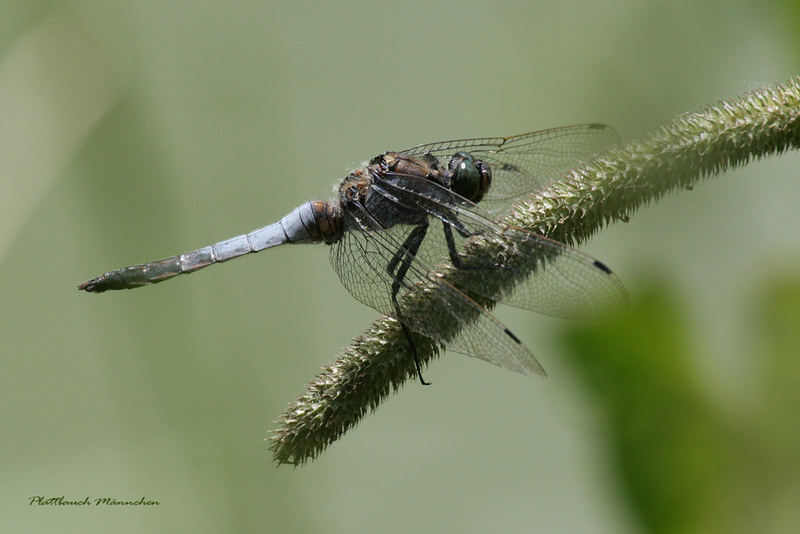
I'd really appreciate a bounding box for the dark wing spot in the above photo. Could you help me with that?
[593,260,613,274]
[504,328,522,344]
[588,123,607,130]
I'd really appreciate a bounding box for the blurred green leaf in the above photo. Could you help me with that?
[562,274,800,534]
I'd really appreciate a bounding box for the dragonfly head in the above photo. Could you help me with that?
[448,152,492,203]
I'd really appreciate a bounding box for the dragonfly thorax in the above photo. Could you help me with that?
[368,150,492,204]
[370,152,443,183]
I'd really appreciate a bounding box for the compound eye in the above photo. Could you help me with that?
[449,152,481,201]
[474,160,492,203]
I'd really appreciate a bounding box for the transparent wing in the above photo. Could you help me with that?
[399,124,619,211]
[330,200,545,376]
[371,172,629,320]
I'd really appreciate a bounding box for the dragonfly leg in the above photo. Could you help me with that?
[443,219,514,272]
[387,221,431,386]
[442,220,492,270]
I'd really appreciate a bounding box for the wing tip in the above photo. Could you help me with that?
[522,361,548,378]
[503,327,548,378]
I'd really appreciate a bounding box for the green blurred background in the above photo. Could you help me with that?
[2,1,799,532]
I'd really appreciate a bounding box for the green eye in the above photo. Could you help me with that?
[450,152,480,200]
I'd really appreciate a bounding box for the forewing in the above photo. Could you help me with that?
[330,202,545,376]
[400,124,619,211]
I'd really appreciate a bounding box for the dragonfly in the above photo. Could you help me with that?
[79,123,628,384]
